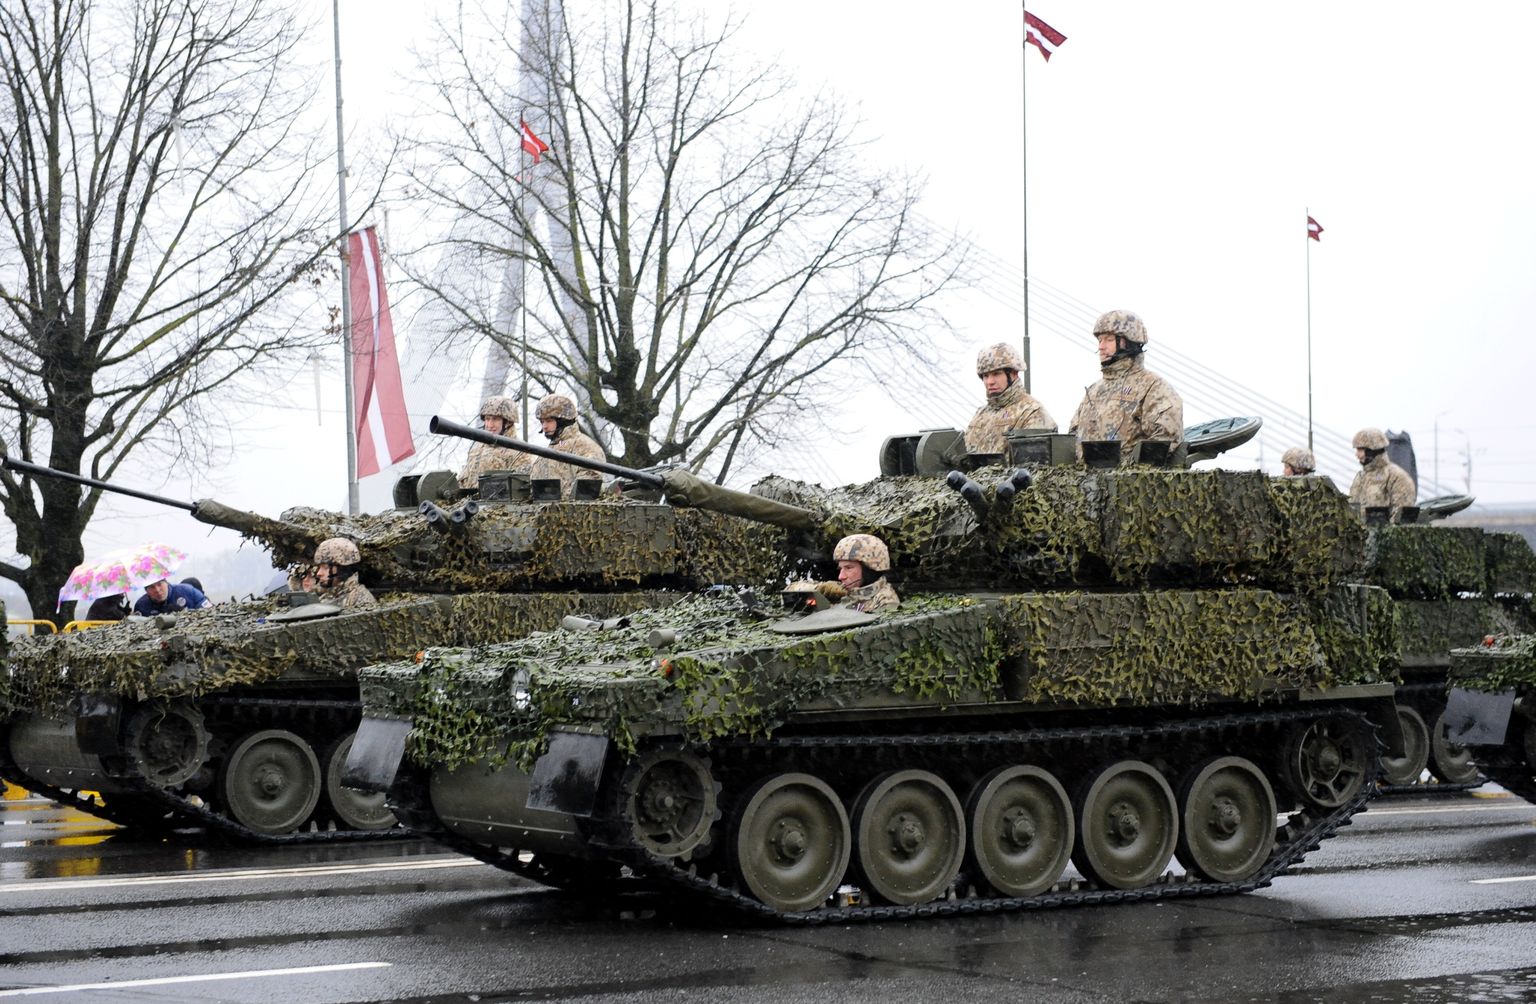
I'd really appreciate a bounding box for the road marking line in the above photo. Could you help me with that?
[0,962,390,997]
[0,856,482,894]
[1471,875,1536,885]
[1366,803,1536,817]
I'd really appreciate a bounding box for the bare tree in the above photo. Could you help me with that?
[403,0,965,478]
[0,0,336,622]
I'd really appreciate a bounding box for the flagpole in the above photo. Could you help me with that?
[1305,207,1313,454]
[519,154,530,441]
[333,0,359,515]
[1019,1,1032,393]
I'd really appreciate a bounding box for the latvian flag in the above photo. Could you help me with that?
[1307,216,1324,241]
[1025,11,1067,61]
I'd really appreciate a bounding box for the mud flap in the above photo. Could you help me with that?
[342,717,413,793]
[73,694,122,757]
[527,732,610,817]
[1443,688,1515,746]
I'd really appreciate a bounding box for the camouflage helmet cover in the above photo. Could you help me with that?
[1093,310,1148,345]
[535,393,577,422]
[832,533,891,573]
[976,342,1025,376]
[479,395,518,422]
[314,537,361,566]
[1352,427,1389,450]
[1281,447,1316,473]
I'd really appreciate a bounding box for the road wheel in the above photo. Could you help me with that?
[1429,709,1482,785]
[732,772,849,913]
[966,765,1073,897]
[321,732,397,831]
[220,729,322,835]
[1072,760,1178,890]
[1175,756,1276,883]
[852,770,965,905]
[1381,705,1430,786]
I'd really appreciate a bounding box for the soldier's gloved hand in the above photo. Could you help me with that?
[814,582,847,603]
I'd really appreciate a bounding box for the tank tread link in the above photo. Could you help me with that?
[382,705,1382,923]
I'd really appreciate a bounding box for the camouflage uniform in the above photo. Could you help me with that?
[1068,355,1183,462]
[319,575,376,610]
[1349,453,1416,508]
[845,576,900,614]
[531,423,607,499]
[458,442,531,489]
[964,380,1057,453]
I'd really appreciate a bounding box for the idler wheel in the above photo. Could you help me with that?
[1174,756,1277,883]
[1282,717,1371,809]
[731,772,850,913]
[1429,708,1482,785]
[852,769,965,905]
[123,701,210,788]
[1381,705,1431,787]
[1072,759,1178,890]
[966,764,1074,897]
[219,729,322,835]
[623,749,717,859]
[322,731,398,831]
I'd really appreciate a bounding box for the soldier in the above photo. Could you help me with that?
[817,533,900,614]
[312,537,376,609]
[1348,428,1415,508]
[1068,310,1183,463]
[1281,447,1316,476]
[529,393,606,499]
[963,342,1056,454]
[457,395,530,490]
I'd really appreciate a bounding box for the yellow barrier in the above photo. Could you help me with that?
[6,619,57,635]
[62,620,116,633]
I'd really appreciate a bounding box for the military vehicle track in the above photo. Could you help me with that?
[386,707,1381,923]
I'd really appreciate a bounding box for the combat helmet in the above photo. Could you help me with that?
[314,537,362,566]
[1093,310,1148,345]
[976,342,1025,376]
[832,533,890,573]
[1352,428,1388,451]
[480,395,518,423]
[535,394,578,422]
[1281,447,1316,474]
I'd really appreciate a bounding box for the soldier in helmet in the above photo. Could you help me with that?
[1281,447,1316,476]
[963,342,1056,454]
[312,538,376,609]
[457,395,530,490]
[529,393,606,499]
[817,533,900,614]
[1348,427,1415,508]
[1067,310,1183,463]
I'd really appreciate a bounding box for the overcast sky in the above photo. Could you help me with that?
[25,0,1536,604]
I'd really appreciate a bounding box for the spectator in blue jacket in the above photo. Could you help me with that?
[133,578,211,617]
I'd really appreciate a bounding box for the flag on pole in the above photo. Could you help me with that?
[1307,216,1324,241]
[520,119,549,163]
[1025,11,1067,61]
[348,227,415,478]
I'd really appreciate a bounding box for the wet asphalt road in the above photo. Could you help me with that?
[3,786,1536,1003]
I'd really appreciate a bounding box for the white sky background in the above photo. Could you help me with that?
[15,0,1536,611]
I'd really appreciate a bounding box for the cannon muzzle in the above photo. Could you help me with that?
[430,415,820,532]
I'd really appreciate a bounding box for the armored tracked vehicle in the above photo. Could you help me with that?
[346,423,1404,921]
[0,447,794,840]
[1444,635,1536,804]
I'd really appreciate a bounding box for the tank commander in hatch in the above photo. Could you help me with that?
[1347,427,1415,509]
[815,533,900,614]
[313,537,376,609]
[1068,309,1183,463]
[1281,447,1316,476]
[457,394,531,490]
[529,393,607,499]
[963,342,1056,454]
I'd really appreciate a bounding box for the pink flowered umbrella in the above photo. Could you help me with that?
[57,542,188,609]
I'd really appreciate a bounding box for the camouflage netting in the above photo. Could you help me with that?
[1397,597,1536,667]
[754,467,1365,593]
[0,591,682,719]
[1485,532,1536,595]
[1298,585,1403,682]
[1365,525,1489,599]
[1447,634,1536,692]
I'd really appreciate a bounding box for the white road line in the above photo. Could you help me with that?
[1471,875,1536,885]
[0,856,482,894]
[0,962,391,997]
[1365,802,1536,817]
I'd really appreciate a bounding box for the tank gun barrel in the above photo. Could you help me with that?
[2,455,196,511]
[430,416,820,532]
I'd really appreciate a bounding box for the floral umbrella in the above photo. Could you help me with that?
[58,542,188,609]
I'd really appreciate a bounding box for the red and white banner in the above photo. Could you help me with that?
[1307,215,1324,241]
[1025,11,1067,61]
[348,227,415,478]
[520,119,549,163]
